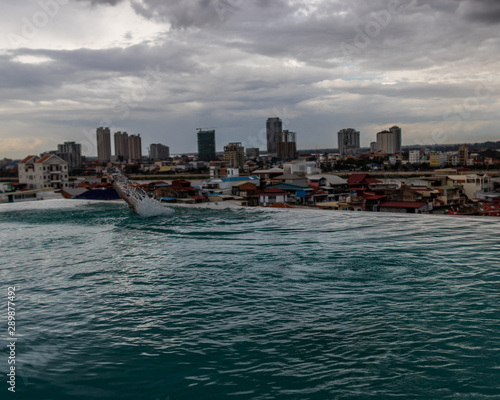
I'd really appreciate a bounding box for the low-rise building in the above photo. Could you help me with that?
[259,188,290,206]
[379,201,429,213]
[18,154,69,189]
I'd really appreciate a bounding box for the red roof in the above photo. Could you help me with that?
[347,173,368,184]
[262,188,289,195]
[379,201,427,209]
[347,174,382,185]
[36,154,53,163]
[20,155,36,164]
[172,179,191,186]
[189,195,205,200]
[364,195,386,200]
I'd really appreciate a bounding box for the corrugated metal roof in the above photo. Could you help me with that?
[220,176,259,182]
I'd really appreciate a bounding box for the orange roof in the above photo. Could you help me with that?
[36,154,53,163]
[20,155,36,163]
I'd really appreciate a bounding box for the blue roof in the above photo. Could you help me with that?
[220,176,259,182]
[269,183,312,191]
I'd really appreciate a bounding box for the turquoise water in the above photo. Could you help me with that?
[1,199,499,400]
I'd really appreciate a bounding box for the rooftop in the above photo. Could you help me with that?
[379,201,428,209]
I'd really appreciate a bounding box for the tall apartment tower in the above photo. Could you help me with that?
[224,142,245,168]
[266,117,282,156]
[389,125,402,154]
[376,126,402,154]
[96,127,111,163]
[57,141,82,170]
[149,143,170,160]
[338,128,360,156]
[128,134,142,161]
[114,131,129,161]
[197,129,216,162]
[276,130,297,161]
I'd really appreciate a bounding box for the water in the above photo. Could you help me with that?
[1,200,499,400]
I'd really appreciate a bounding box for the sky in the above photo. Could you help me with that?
[1,0,499,159]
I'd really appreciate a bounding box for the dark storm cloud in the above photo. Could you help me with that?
[458,0,500,24]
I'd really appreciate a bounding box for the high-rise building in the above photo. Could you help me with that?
[376,126,402,154]
[370,142,377,153]
[224,142,245,168]
[149,143,170,160]
[56,141,82,170]
[459,144,468,166]
[276,130,297,161]
[197,129,216,162]
[389,126,402,154]
[128,134,142,161]
[96,127,111,163]
[266,117,282,155]
[114,131,129,161]
[338,128,360,156]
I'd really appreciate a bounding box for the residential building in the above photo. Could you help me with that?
[276,130,297,161]
[283,158,307,175]
[56,141,82,171]
[149,143,170,160]
[114,131,129,161]
[379,201,429,214]
[390,126,402,153]
[409,150,421,164]
[96,127,111,163]
[429,152,447,168]
[338,128,360,156]
[370,142,377,153]
[448,153,459,166]
[128,134,142,161]
[201,175,260,195]
[376,126,402,154]
[266,117,282,155]
[18,154,69,189]
[447,174,494,199]
[224,142,245,169]
[259,188,290,206]
[197,129,216,162]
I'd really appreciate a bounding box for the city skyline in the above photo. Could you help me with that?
[1,1,499,159]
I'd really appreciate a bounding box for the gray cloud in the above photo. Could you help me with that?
[76,0,125,5]
[1,0,499,157]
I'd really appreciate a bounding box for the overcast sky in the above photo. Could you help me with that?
[1,0,499,158]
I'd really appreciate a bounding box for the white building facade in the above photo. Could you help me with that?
[18,155,69,189]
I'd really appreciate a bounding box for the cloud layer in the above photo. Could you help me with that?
[0,0,499,158]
